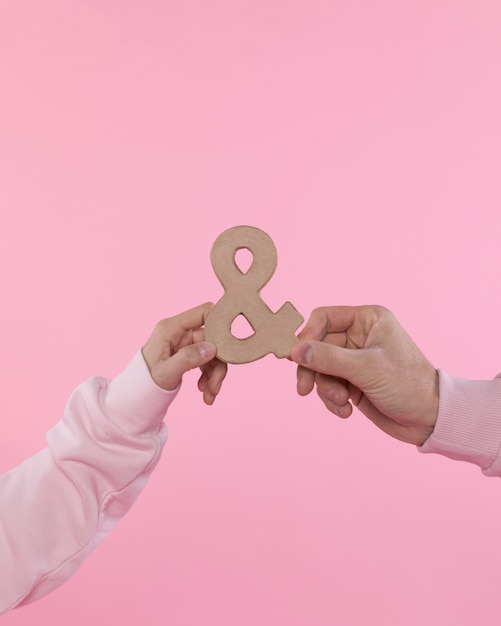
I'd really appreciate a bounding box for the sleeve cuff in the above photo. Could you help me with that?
[419,369,501,473]
[100,349,181,437]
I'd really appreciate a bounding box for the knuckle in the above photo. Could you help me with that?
[374,304,391,316]
[313,306,331,317]
[368,304,392,319]
[200,301,215,318]
[155,318,172,334]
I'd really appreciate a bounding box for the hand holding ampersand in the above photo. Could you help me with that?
[204,226,304,364]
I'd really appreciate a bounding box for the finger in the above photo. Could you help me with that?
[199,369,216,404]
[198,367,209,392]
[296,307,330,341]
[172,302,215,332]
[296,365,316,396]
[206,359,227,396]
[198,360,215,392]
[154,341,217,390]
[291,339,369,384]
[147,303,215,357]
[323,332,351,348]
[315,374,350,406]
[317,390,353,418]
[197,358,228,405]
[192,328,206,344]
[297,306,359,341]
[204,389,215,405]
[201,360,227,405]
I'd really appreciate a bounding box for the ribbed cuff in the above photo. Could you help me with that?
[419,370,501,472]
[101,349,180,437]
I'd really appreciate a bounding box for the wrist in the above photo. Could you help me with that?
[420,367,440,443]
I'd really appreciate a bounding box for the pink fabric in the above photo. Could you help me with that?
[420,370,501,476]
[3,352,501,617]
[0,350,178,614]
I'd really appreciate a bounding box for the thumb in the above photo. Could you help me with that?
[153,342,217,390]
[290,340,367,385]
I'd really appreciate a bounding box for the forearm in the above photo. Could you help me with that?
[419,371,501,476]
[0,350,177,614]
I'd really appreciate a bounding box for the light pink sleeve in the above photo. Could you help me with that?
[419,370,501,476]
[0,350,179,614]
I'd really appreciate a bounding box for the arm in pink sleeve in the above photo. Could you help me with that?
[419,370,501,476]
[0,349,179,614]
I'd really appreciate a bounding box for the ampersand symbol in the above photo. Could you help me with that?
[204,225,304,364]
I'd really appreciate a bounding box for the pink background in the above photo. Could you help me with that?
[1,1,501,624]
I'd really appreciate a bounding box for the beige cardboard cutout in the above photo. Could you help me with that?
[205,225,304,364]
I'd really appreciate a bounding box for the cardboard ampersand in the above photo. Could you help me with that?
[204,225,304,364]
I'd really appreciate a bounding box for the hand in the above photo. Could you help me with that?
[290,306,439,445]
[142,303,227,405]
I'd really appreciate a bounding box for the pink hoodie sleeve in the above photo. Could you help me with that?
[419,370,501,476]
[0,349,179,614]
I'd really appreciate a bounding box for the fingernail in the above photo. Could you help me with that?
[198,342,215,359]
[297,343,313,365]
